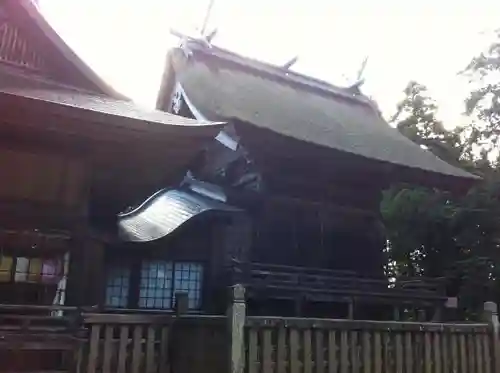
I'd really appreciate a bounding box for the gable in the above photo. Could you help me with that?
[0,0,122,98]
[164,81,263,192]
[0,17,47,72]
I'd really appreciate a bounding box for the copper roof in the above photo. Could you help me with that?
[118,188,239,242]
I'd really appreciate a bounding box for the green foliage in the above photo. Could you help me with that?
[383,37,500,314]
[381,183,500,315]
[389,81,474,171]
[463,29,500,162]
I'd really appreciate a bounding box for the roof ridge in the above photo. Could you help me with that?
[182,41,374,107]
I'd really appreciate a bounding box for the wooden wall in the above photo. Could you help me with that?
[247,197,385,276]
[0,147,87,209]
[0,142,91,307]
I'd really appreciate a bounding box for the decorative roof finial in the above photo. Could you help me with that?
[282,56,299,70]
[205,28,218,43]
[346,79,365,96]
[346,56,369,96]
[200,0,216,36]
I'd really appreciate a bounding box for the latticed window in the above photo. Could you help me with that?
[0,253,69,306]
[105,260,203,310]
[104,265,130,308]
[139,261,173,309]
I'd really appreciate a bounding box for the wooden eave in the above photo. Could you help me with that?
[233,121,478,195]
[0,91,221,143]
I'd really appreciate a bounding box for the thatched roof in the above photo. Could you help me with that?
[163,44,476,180]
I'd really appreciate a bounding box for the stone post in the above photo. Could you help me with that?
[227,284,246,373]
[484,301,500,373]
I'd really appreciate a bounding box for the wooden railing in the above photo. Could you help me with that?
[245,316,496,373]
[0,304,85,373]
[233,261,446,306]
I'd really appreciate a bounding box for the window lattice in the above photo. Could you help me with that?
[105,261,203,310]
[105,265,130,308]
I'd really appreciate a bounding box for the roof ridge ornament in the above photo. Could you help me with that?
[346,79,365,96]
[170,29,215,59]
[282,56,299,70]
[345,56,369,96]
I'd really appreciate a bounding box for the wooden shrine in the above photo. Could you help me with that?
[110,36,478,319]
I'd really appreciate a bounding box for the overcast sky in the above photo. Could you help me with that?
[40,0,500,127]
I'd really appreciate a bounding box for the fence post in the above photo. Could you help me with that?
[228,284,246,373]
[484,301,500,373]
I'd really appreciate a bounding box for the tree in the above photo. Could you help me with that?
[389,81,466,169]
[463,29,500,165]
[381,183,500,316]
[382,79,500,318]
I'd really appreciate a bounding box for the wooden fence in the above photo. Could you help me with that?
[76,286,500,373]
[81,313,227,373]
[245,317,496,373]
[2,286,500,373]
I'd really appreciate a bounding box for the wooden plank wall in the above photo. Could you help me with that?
[245,317,495,373]
[0,147,87,208]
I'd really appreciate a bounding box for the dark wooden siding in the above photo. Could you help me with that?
[0,147,87,208]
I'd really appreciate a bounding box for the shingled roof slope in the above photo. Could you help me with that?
[0,65,222,133]
[167,46,476,180]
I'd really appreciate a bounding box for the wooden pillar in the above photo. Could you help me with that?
[84,235,105,307]
[432,305,443,322]
[224,214,252,264]
[393,306,401,321]
[66,157,92,307]
[65,224,87,307]
[175,292,189,315]
[417,309,426,322]
[209,214,251,314]
[348,299,355,320]
[483,301,500,373]
[227,284,246,373]
[444,297,458,321]
[67,229,104,307]
[294,295,304,317]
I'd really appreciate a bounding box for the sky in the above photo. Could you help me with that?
[40,0,500,127]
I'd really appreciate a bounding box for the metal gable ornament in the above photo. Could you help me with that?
[171,84,183,114]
